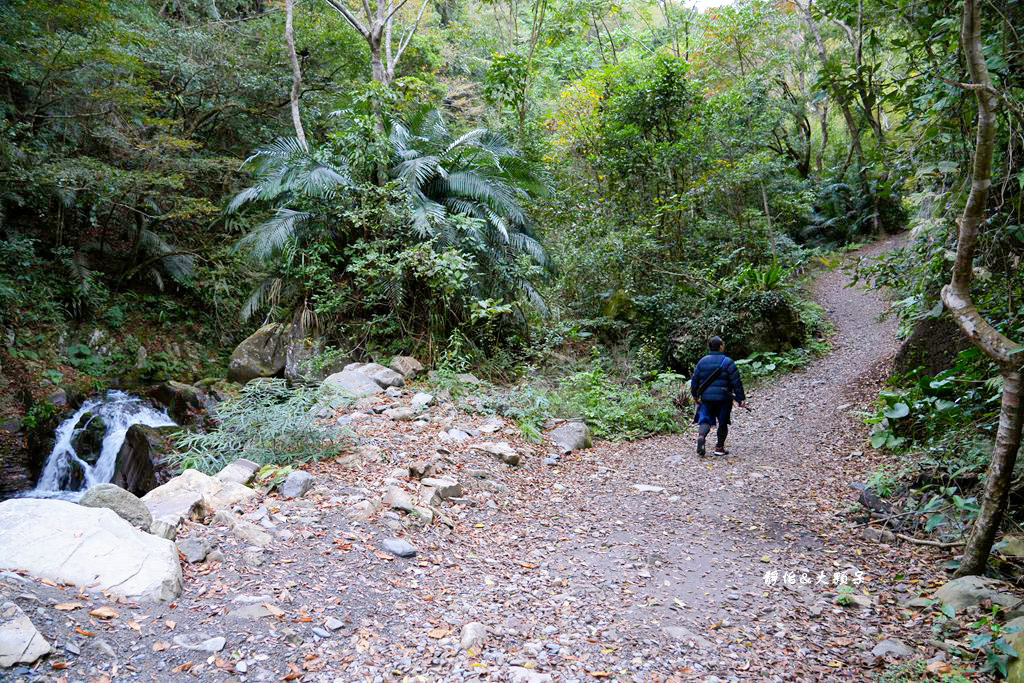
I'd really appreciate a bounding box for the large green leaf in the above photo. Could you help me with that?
[883,402,910,419]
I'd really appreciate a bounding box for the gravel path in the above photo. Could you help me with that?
[3,239,966,682]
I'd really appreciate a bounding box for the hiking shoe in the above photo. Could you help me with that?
[713,446,729,457]
[696,437,706,457]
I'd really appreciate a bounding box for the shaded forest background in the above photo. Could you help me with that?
[0,0,1023,561]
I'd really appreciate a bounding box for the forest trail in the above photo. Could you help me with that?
[1,238,959,683]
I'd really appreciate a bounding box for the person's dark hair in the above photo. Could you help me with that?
[708,336,723,351]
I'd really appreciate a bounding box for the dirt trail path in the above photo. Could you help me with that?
[2,239,958,683]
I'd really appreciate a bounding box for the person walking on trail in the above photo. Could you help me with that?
[691,336,746,457]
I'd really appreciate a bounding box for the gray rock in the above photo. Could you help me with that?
[0,498,181,603]
[460,622,487,651]
[232,520,273,548]
[325,616,344,631]
[454,373,482,386]
[863,526,896,543]
[143,468,256,523]
[0,602,51,667]
[384,407,416,421]
[216,459,260,486]
[173,634,226,653]
[322,370,383,398]
[871,638,914,658]
[548,420,592,452]
[385,386,404,398]
[149,516,178,540]
[242,548,265,567]
[176,537,210,564]
[228,322,289,383]
[934,575,1024,618]
[227,604,278,620]
[279,470,313,499]
[420,477,462,499]
[381,538,417,558]
[344,362,405,388]
[543,456,560,466]
[390,356,424,379]
[473,442,520,466]
[79,483,153,530]
[663,625,713,649]
[206,549,224,563]
[384,486,416,513]
[509,667,552,683]
[632,484,666,493]
[411,392,434,411]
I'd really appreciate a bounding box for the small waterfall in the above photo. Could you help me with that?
[29,390,176,501]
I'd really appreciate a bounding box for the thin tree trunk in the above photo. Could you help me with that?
[941,0,1024,577]
[284,0,307,149]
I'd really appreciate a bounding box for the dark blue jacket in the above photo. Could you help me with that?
[690,352,745,403]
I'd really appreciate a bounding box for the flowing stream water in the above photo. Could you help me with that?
[28,390,176,501]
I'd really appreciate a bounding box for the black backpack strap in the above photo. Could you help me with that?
[695,357,728,399]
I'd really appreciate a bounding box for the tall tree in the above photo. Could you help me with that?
[285,0,308,149]
[321,0,430,85]
[941,0,1024,577]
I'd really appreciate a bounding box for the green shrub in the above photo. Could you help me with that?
[172,380,351,474]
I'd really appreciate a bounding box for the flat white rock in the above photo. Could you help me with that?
[0,601,51,667]
[0,498,182,602]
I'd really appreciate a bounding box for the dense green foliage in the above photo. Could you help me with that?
[1,0,1020,457]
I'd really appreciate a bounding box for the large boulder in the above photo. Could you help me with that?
[284,334,322,383]
[228,323,289,384]
[548,420,593,453]
[390,356,424,379]
[0,602,51,667]
[146,381,206,425]
[79,483,153,530]
[111,424,176,496]
[142,469,257,528]
[0,498,182,602]
[344,362,405,388]
[322,370,383,399]
[933,575,1024,618]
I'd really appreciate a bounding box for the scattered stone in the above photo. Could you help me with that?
[473,442,521,465]
[142,468,256,524]
[227,604,278,620]
[419,486,442,507]
[206,549,224,563]
[509,666,552,683]
[0,498,182,602]
[344,362,405,388]
[543,456,560,466]
[384,407,416,421]
[215,459,260,486]
[663,625,713,649]
[411,392,434,411]
[242,548,265,567]
[325,617,344,631]
[390,356,424,378]
[79,483,153,530]
[460,622,487,651]
[863,526,896,543]
[441,428,471,443]
[381,538,417,558]
[347,500,378,521]
[384,486,416,513]
[149,517,178,540]
[871,638,914,658]
[176,537,210,564]
[173,634,226,653]
[420,477,462,499]
[279,470,314,499]
[632,484,666,493]
[231,519,273,548]
[0,602,51,667]
[322,370,384,398]
[454,373,482,386]
[547,420,592,452]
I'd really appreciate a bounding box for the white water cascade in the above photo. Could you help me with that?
[29,390,176,501]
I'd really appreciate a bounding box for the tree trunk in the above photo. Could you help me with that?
[940,0,1024,577]
[284,0,307,149]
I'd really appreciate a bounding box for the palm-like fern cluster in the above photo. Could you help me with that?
[227,108,549,330]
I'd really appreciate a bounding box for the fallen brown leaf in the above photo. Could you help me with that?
[53,602,83,611]
[89,606,119,619]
